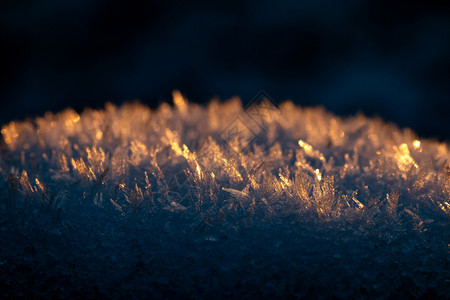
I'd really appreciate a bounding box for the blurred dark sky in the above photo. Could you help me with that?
[1,0,449,140]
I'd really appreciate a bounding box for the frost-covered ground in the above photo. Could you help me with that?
[0,92,449,299]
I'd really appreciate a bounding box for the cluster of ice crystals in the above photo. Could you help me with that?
[2,94,448,224]
[1,92,449,298]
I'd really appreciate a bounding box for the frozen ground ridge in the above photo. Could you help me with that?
[0,91,449,298]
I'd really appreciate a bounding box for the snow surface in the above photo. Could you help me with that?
[0,91,449,299]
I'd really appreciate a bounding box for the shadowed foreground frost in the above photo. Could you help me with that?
[0,92,449,299]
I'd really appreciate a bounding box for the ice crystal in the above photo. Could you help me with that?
[0,92,449,298]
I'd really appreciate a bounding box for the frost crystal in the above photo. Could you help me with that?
[0,92,449,298]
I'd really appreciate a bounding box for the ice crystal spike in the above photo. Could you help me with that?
[172,90,188,112]
[394,143,418,172]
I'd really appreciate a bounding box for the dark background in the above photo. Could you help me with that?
[1,0,449,140]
